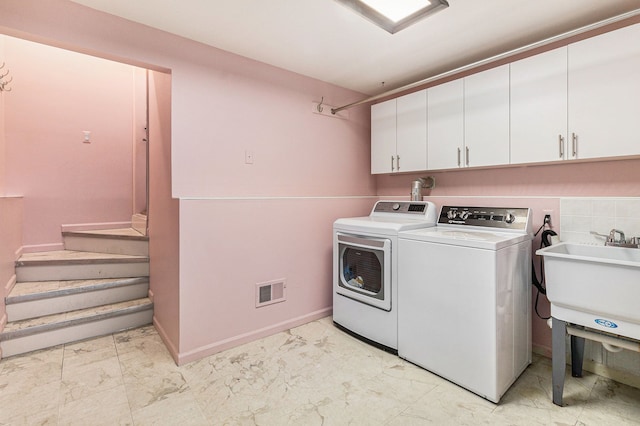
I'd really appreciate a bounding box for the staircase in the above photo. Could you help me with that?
[0,228,152,358]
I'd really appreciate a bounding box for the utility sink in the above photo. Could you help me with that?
[537,242,640,340]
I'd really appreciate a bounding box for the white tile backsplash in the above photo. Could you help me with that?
[616,217,640,238]
[560,198,592,216]
[571,215,593,233]
[592,199,615,217]
[616,199,640,218]
[560,197,640,245]
[590,216,617,236]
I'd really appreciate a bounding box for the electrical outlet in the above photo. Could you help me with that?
[544,214,551,225]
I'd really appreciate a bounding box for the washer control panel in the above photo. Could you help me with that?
[439,206,530,230]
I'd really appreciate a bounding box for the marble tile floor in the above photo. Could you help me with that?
[1,316,639,425]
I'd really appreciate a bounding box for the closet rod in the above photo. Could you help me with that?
[331,8,640,115]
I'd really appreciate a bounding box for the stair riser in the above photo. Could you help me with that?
[0,309,153,358]
[64,236,148,256]
[7,283,150,322]
[16,262,149,282]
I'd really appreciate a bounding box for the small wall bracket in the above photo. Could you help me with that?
[312,99,349,120]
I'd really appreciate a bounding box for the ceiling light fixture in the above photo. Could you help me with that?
[335,0,449,34]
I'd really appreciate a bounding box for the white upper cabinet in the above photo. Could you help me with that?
[371,90,427,174]
[371,98,396,174]
[427,79,464,170]
[371,23,640,175]
[568,23,640,160]
[464,64,510,168]
[511,47,568,164]
[396,90,428,172]
[427,67,509,171]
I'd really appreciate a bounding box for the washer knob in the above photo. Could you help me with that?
[505,213,516,224]
[460,211,470,220]
[447,210,457,219]
[392,203,401,211]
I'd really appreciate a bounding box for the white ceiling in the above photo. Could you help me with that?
[70,0,640,96]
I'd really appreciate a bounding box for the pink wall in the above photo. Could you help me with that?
[0,197,23,332]
[170,63,374,198]
[133,68,148,215]
[376,158,640,198]
[3,36,136,248]
[0,36,5,194]
[0,0,376,363]
[375,157,640,353]
[147,70,181,361]
[0,92,5,195]
[178,197,374,363]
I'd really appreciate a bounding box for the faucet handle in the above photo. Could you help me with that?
[590,230,608,239]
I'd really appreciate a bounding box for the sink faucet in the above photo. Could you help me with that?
[609,229,626,244]
[591,229,638,248]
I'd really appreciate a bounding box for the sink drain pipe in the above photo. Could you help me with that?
[547,319,640,353]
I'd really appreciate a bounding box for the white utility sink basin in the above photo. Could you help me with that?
[537,242,640,340]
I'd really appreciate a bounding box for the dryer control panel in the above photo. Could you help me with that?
[439,206,531,231]
[373,201,429,215]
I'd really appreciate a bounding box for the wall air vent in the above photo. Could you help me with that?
[255,279,286,308]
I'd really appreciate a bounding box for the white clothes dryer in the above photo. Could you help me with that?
[398,206,532,402]
[333,200,437,352]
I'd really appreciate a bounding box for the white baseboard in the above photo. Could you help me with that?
[4,274,16,294]
[533,343,640,390]
[533,344,551,358]
[581,359,640,390]
[153,316,180,365]
[21,243,65,253]
[176,307,333,366]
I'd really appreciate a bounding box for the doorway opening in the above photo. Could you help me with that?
[0,34,163,246]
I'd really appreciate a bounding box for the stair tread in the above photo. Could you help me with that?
[16,250,148,266]
[1,298,153,338]
[6,277,149,304]
[63,227,148,241]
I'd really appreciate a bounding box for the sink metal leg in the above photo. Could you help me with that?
[552,317,567,406]
[571,335,585,378]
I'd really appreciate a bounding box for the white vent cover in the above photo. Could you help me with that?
[255,279,286,308]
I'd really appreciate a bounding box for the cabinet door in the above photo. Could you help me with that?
[396,90,427,172]
[511,47,568,164]
[371,99,397,174]
[464,65,510,167]
[568,23,640,159]
[427,79,464,170]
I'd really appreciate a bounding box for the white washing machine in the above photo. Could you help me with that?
[398,206,532,403]
[333,200,437,352]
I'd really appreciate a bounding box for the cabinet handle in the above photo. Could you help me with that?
[391,155,395,171]
[466,146,470,166]
[396,155,400,171]
[457,148,461,166]
[559,135,564,158]
[572,133,578,157]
